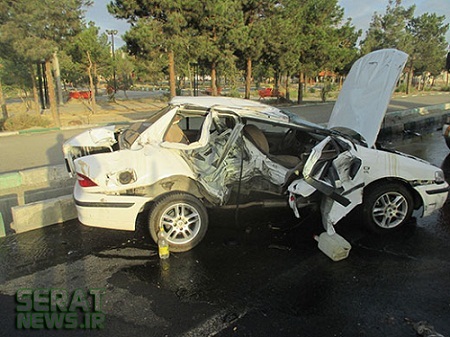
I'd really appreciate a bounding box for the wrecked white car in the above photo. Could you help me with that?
[63,49,449,252]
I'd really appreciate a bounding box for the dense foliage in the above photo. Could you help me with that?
[360,0,449,93]
[0,0,447,122]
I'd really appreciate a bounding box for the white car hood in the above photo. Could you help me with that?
[327,49,408,147]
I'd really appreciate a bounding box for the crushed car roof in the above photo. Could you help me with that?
[170,96,290,123]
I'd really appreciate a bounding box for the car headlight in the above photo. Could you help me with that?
[435,170,445,184]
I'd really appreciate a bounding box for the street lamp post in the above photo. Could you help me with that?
[106,29,118,93]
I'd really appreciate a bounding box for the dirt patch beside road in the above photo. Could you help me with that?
[2,95,168,131]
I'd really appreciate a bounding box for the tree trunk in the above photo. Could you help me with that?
[188,63,193,96]
[53,51,63,105]
[211,61,217,96]
[94,63,99,96]
[29,64,40,114]
[86,52,97,114]
[0,80,8,119]
[297,71,304,104]
[45,59,60,127]
[285,72,290,101]
[245,58,252,99]
[406,60,413,95]
[168,50,176,98]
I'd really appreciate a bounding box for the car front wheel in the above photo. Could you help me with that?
[149,192,208,252]
[363,183,414,233]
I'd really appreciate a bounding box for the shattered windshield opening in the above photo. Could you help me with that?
[119,105,172,149]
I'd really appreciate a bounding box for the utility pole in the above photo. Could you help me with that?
[106,29,118,93]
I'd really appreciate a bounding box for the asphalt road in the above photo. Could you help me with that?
[0,131,449,337]
[0,92,449,173]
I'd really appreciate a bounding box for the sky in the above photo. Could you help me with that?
[85,0,450,49]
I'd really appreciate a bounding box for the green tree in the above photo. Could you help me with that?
[108,0,191,98]
[267,0,359,103]
[121,18,178,93]
[0,0,90,124]
[67,23,111,112]
[408,13,449,90]
[361,0,414,54]
[188,0,244,96]
[259,3,290,95]
[115,52,136,97]
[360,0,448,93]
[0,54,38,118]
[237,0,278,99]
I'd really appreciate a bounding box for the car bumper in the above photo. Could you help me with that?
[414,183,449,217]
[74,183,151,231]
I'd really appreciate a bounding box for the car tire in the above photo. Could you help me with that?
[149,192,208,252]
[363,183,413,233]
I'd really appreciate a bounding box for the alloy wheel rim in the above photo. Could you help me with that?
[159,202,201,244]
[372,192,408,228]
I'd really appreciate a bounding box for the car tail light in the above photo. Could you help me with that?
[76,173,98,187]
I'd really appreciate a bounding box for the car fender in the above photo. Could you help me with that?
[73,145,196,191]
[138,175,218,205]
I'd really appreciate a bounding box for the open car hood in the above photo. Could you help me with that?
[327,49,408,147]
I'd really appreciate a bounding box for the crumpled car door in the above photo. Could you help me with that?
[288,136,364,234]
[182,111,246,203]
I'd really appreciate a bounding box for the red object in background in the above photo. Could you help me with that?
[205,87,222,95]
[258,88,284,99]
[69,90,92,99]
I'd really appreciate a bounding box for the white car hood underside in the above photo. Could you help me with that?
[327,49,408,147]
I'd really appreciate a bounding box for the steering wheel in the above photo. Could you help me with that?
[279,128,298,152]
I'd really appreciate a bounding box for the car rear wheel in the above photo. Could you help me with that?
[363,183,413,233]
[149,192,208,252]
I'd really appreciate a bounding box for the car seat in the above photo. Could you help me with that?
[164,123,189,144]
[243,124,300,168]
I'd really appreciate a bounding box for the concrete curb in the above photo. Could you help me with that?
[0,164,74,192]
[0,103,449,237]
[0,165,76,236]
[0,120,144,138]
[380,103,450,139]
[11,195,77,234]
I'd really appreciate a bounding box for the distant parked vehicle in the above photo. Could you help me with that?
[258,87,284,99]
[68,90,91,100]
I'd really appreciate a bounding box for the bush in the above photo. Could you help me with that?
[440,86,450,92]
[395,83,407,93]
[224,89,241,98]
[2,113,52,131]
